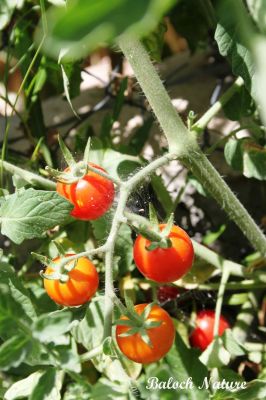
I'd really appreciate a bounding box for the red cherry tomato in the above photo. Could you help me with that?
[190,310,230,351]
[133,224,194,283]
[44,255,99,307]
[116,303,175,364]
[57,163,115,220]
[157,285,180,302]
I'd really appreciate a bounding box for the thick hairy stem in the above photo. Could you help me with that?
[118,36,197,155]
[186,151,266,257]
[119,36,266,257]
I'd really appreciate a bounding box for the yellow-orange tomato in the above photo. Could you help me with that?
[133,224,194,283]
[44,255,99,307]
[116,304,175,364]
[57,163,115,221]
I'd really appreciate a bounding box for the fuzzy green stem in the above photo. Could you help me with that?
[185,151,266,257]
[118,36,197,155]
[193,77,244,132]
[119,36,266,257]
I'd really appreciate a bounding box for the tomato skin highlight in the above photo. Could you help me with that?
[44,255,99,307]
[190,310,230,351]
[133,224,194,283]
[56,163,115,220]
[116,303,175,364]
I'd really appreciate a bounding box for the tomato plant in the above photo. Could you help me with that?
[57,163,115,220]
[133,224,194,283]
[189,310,230,351]
[0,0,266,398]
[116,303,175,363]
[44,255,99,306]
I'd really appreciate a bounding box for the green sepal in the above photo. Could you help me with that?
[31,252,52,268]
[114,319,137,327]
[161,213,174,238]
[141,302,155,320]
[45,166,79,184]
[139,328,153,347]
[118,327,140,337]
[83,137,91,166]
[52,240,65,256]
[58,135,76,167]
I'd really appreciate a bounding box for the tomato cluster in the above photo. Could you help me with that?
[41,160,228,365]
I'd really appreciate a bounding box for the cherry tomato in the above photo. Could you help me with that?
[44,255,99,307]
[157,285,180,303]
[57,163,115,220]
[190,310,230,351]
[116,303,175,364]
[133,224,194,283]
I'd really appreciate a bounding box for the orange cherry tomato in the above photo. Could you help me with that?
[44,255,99,307]
[57,163,115,220]
[116,303,175,364]
[133,224,194,283]
[190,310,230,351]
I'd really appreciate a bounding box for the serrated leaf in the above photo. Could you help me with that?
[32,310,72,342]
[0,334,32,371]
[0,189,73,244]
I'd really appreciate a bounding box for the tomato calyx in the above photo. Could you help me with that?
[115,297,162,347]
[32,251,78,283]
[129,204,174,251]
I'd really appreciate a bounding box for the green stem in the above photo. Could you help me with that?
[103,188,129,339]
[118,36,197,155]
[213,267,230,337]
[193,77,244,132]
[186,151,266,257]
[1,160,56,190]
[119,37,266,257]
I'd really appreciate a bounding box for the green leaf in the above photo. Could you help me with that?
[247,0,266,34]
[114,223,134,275]
[0,0,25,30]
[41,0,176,60]
[165,332,209,399]
[199,337,231,368]
[63,383,91,400]
[212,379,266,400]
[29,368,63,400]
[60,63,79,118]
[4,371,44,400]
[0,334,32,371]
[223,85,255,121]
[224,138,266,180]
[224,138,243,172]
[142,21,166,61]
[222,329,246,356]
[32,310,72,342]
[215,0,256,98]
[0,189,73,244]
